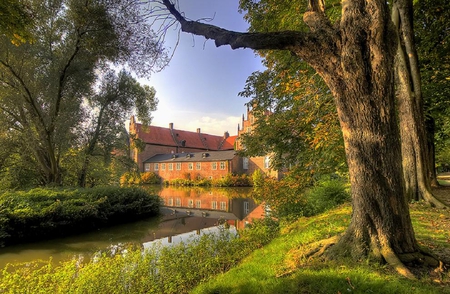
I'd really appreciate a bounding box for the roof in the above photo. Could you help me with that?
[144,150,237,163]
[132,122,236,151]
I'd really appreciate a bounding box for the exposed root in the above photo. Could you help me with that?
[276,236,339,278]
[381,246,417,280]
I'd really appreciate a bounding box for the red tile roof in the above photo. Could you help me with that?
[133,122,236,151]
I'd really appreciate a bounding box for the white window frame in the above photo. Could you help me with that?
[264,156,270,169]
[176,162,181,170]
[144,163,150,172]
[212,201,217,210]
[154,163,159,171]
[169,163,173,171]
[161,163,166,170]
[243,157,249,170]
[220,201,227,211]
[188,163,193,170]
[196,162,201,170]
[212,162,217,170]
[220,161,226,170]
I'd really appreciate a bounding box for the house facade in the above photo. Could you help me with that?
[129,116,236,172]
[143,150,243,181]
[129,104,284,181]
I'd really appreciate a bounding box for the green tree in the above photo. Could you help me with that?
[77,69,157,187]
[0,0,165,185]
[414,0,450,177]
[153,0,437,277]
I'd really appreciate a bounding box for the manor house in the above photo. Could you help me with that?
[129,106,282,181]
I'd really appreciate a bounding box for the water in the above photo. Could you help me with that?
[0,186,262,269]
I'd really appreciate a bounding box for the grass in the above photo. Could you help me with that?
[192,204,450,294]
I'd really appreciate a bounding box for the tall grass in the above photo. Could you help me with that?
[0,219,279,294]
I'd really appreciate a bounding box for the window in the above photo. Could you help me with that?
[220,161,226,170]
[175,198,181,206]
[264,156,270,169]
[144,163,150,172]
[195,200,201,208]
[176,163,181,170]
[161,163,166,170]
[188,163,193,170]
[243,157,249,170]
[244,201,249,215]
[196,162,201,170]
[220,201,227,211]
[168,198,173,206]
[188,199,194,208]
[212,162,217,170]
[169,163,173,171]
[154,163,159,171]
[212,201,217,210]
[250,115,254,124]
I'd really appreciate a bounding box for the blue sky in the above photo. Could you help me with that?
[140,0,265,136]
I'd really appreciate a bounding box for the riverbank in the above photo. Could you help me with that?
[192,201,450,293]
[0,186,160,247]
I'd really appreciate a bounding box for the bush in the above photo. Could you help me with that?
[302,177,350,216]
[253,175,350,222]
[0,186,161,246]
[140,172,161,184]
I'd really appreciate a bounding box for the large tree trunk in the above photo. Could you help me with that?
[392,0,445,207]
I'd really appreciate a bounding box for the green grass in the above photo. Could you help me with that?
[192,204,450,294]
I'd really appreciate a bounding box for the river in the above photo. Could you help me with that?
[0,186,262,269]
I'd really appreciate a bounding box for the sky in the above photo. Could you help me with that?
[139,0,265,136]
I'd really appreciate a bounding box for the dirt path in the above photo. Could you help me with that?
[433,173,450,206]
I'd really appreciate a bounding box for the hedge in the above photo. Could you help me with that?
[0,186,161,247]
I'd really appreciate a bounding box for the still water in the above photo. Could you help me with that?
[0,186,262,269]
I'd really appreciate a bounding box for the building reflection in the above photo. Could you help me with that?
[141,186,267,245]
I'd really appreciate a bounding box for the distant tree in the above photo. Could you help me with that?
[0,0,165,185]
[77,69,157,188]
[148,0,440,277]
[414,0,450,179]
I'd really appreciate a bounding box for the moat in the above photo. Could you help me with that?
[0,186,264,269]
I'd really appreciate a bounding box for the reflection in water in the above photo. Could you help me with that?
[0,186,265,269]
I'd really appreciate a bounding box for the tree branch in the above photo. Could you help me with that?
[160,0,323,53]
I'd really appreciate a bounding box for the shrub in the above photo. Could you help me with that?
[0,187,160,246]
[140,172,161,184]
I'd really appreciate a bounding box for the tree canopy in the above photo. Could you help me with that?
[0,0,164,187]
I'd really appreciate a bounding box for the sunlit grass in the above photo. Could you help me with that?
[192,204,450,294]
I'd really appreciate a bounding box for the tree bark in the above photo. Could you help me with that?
[392,0,445,207]
[159,0,438,276]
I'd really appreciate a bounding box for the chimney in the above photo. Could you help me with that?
[197,128,201,133]
[169,123,173,129]
[224,131,229,139]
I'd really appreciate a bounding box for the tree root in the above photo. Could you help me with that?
[277,235,446,281]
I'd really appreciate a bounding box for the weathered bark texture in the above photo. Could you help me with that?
[392,0,445,207]
[160,0,439,276]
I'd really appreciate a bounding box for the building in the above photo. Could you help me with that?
[129,104,284,181]
[129,116,236,172]
[143,150,243,181]
[237,105,283,179]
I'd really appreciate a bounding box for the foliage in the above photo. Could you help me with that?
[193,204,450,294]
[0,0,33,45]
[414,0,450,168]
[237,2,347,184]
[252,174,350,222]
[0,0,164,186]
[0,219,278,294]
[0,186,160,246]
[140,172,161,184]
[163,173,252,187]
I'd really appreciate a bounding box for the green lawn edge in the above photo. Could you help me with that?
[192,204,450,294]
